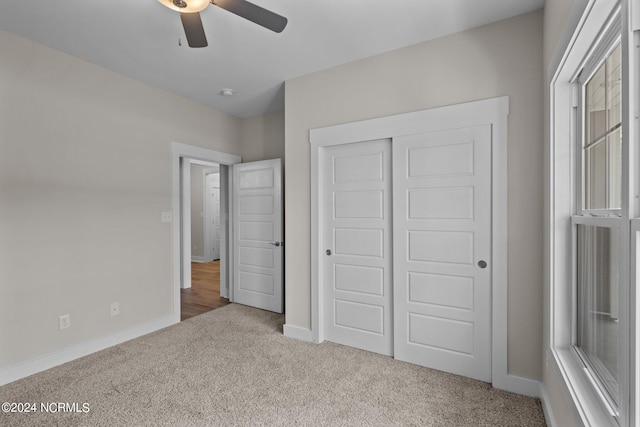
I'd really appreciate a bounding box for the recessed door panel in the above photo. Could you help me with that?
[334,228,384,258]
[335,264,384,296]
[239,221,274,242]
[408,142,474,177]
[335,300,384,334]
[409,187,474,219]
[408,231,473,265]
[239,168,274,189]
[335,190,383,219]
[239,246,274,268]
[408,272,474,310]
[334,152,383,183]
[238,195,274,215]
[408,313,474,355]
[238,271,274,295]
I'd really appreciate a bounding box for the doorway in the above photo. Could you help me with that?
[171,143,285,321]
[181,162,230,321]
[171,143,241,322]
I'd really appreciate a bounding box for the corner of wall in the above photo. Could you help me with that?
[283,324,314,343]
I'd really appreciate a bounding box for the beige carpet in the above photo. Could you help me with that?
[0,304,546,426]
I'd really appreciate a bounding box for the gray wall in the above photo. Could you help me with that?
[284,10,544,380]
[240,111,285,163]
[0,28,243,369]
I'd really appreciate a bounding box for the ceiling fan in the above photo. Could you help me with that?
[158,0,288,48]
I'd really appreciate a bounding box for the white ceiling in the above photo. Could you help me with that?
[0,0,544,118]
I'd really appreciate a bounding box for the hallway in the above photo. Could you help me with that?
[181,260,229,321]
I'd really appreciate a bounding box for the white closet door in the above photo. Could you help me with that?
[393,126,492,382]
[323,139,393,355]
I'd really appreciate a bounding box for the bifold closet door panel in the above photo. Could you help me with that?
[322,139,393,356]
[392,126,492,382]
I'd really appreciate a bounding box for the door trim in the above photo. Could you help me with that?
[171,142,241,323]
[308,97,535,396]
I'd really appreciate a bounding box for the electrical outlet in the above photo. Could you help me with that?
[59,314,71,330]
[161,212,172,223]
[110,302,120,316]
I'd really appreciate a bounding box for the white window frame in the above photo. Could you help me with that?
[575,28,623,217]
[548,0,638,426]
[572,19,624,413]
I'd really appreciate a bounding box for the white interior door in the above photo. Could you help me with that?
[232,159,283,313]
[393,126,492,382]
[323,140,393,355]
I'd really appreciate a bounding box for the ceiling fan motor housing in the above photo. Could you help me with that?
[159,0,209,13]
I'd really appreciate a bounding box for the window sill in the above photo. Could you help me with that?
[551,347,619,427]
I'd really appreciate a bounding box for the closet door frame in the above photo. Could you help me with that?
[309,96,531,395]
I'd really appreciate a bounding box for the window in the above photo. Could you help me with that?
[549,1,637,426]
[575,223,620,406]
[574,36,623,411]
[582,43,622,211]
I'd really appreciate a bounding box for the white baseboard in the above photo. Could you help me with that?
[191,256,205,263]
[493,374,541,398]
[283,324,313,342]
[0,315,177,387]
[539,383,558,427]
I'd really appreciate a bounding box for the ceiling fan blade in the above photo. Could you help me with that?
[180,12,208,48]
[212,0,288,33]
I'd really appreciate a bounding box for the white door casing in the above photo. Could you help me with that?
[219,165,230,300]
[232,159,284,313]
[323,139,393,356]
[393,126,492,382]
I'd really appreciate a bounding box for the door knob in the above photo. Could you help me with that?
[270,242,281,247]
[326,249,332,256]
[478,260,487,269]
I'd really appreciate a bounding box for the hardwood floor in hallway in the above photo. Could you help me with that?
[181,260,229,321]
